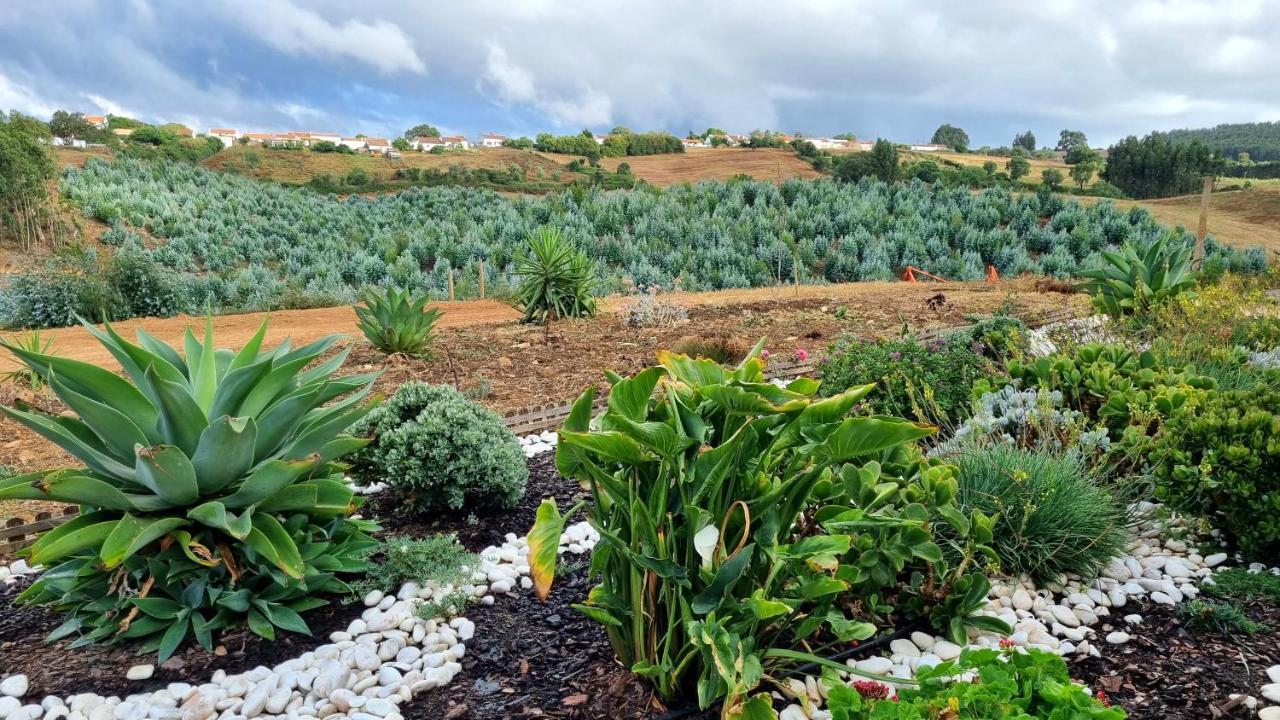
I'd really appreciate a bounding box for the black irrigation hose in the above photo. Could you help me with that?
[652,619,931,720]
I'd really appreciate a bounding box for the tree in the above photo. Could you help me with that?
[392,138,411,152]
[504,136,534,150]
[1064,145,1097,165]
[1102,133,1223,199]
[311,140,338,153]
[912,160,940,183]
[1069,161,1097,189]
[48,110,96,140]
[0,111,58,250]
[869,139,899,182]
[1041,167,1063,190]
[931,124,970,152]
[834,132,858,141]
[1013,131,1036,152]
[1056,129,1088,155]
[982,160,998,177]
[834,140,897,183]
[1006,150,1031,180]
[403,124,440,140]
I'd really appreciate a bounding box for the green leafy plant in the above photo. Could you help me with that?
[1077,235,1197,319]
[350,381,527,514]
[349,534,476,599]
[1150,386,1280,557]
[1202,568,1280,605]
[528,341,1006,717]
[1177,598,1265,635]
[513,226,598,327]
[818,333,996,427]
[826,647,1125,719]
[1,329,54,390]
[354,286,441,357]
[950,443,1129,584]
[0,317,380,659]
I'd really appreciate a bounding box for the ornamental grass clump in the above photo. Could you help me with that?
[0,317,379,659]
[350,382,527,514]
[528,340,1008,717]
[950,443,1129,584]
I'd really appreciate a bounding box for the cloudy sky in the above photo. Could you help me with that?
[1,0,1277,147]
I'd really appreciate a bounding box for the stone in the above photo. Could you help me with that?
[1050,605,1080,627]
[363,590,384,607]
[889,639,920,657]
[852,657,893,675]
[1150,591,1175,606]
[1203,552,1228,568]
[910,632,934,651]
[1105,631,1130,644]
[1163,558,1194,579]
[1268,665,1280,684]
[1123,614,1143,626]
[932,640,962,661]
[1262,683,1280,704]
[126,665,154,681]
[1,675,28,698]
[1012,588,1033,610]
[1257,707,1280,720]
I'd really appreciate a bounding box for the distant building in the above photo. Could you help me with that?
[363,137,392,155]
[809,138,851,150]
[853,140,875,151]
[52,137,88,148]
[479,133,507,148]
[682,137,708,149]
[414,135,469,151]
[339,137,368,152]
[241,132,272,144]
[83,115,107,129]
[209,128,239,146]
[112,128,135,138]
[908,143,950,152]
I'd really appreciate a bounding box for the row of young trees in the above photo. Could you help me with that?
[532,128,684,159]
[0,111,63,251]
[1102,134,1223,199]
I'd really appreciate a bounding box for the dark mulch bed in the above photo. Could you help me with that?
[1072,598,1280,719]
[0,574,365,698]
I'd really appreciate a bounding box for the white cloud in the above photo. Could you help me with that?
[221,0,425,75]
[81,93,140,119]
[479,43,612,127]
[0,72,56,118]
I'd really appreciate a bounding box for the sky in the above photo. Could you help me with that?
[1,0,1278,147]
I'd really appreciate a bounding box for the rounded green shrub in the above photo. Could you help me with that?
[1152,387,1280,558]
[351,382,527,513]
[951,443,1129,583]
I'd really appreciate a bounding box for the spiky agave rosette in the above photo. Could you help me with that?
[0,317,381,659]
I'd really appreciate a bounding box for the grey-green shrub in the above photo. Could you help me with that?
[950,443,1128,584]
[351,382,527,514]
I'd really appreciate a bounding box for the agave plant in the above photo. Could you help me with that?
[354,286,441,357]
[0,317,380,659]
[1077,235,1197,318]
[512,226,598,327]
[529,340,1004,717]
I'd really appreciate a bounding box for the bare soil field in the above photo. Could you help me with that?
[0,277,1087,521]
[595,147,823,185]
[903,149,1090,188]
[203,145,571,186]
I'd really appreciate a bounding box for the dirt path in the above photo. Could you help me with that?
[1,280,1031,373]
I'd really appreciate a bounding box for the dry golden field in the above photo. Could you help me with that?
[202,145,571,185]
[595,148,823,186]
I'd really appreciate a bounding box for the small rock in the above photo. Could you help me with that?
[1258,706,1280,720]
[126,665,154,681]
[1268,665,1280,684]
[1105,631,1130,644]
[1203,552,1228,568]
[1262,683,1280,704]
[0,675,28,698]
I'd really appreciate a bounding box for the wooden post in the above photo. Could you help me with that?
[1194,175,1213,263]
[478,259,486,299]
[448,269,455,301]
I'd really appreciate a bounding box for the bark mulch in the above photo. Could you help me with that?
[1073,598,1280,719]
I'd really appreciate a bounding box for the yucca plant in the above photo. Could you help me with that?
[529,341,1005,718]
[512,227,598,329]
[0,317,380,659]
[354,286,441,357]
[1077,235,1197,318]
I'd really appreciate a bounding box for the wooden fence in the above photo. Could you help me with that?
[0,306,1080,558]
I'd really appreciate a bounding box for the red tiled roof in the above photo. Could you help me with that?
[364,138,390,147]
[84,115,106,123]
[209,128,237,135]
[481,133,506,139]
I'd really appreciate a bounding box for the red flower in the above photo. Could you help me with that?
[852,680,891,700]
[1098,690,1111,708]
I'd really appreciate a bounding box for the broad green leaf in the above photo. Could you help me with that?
[135,444,200,506]
[527,498,570,601]
[812,416,937,463]
[691,544,753,614]
[190,416,257,495]
[49,375,150,462]
[221,457,318,509]
[100,514,189,568]
[26,511,115,565]
[246,513,304,579]
[188,501,254,539]
[148,367,209,456]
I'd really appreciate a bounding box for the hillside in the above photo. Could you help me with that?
[594,147,822,185]
[1080,182,1280,255]
[1161,121,1280,162]
[903,150,1091,189]
[202,145,577,189]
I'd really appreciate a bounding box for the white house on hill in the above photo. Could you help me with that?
[479,133,506,148]
[83,115,107,129]
[209,128,239,147]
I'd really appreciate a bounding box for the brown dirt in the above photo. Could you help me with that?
[595,148,822,186]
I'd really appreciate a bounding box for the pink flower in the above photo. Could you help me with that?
[760,349,771,360]
[794,348,809,362]
[851,680,891,700]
